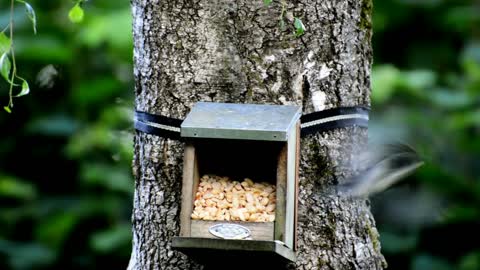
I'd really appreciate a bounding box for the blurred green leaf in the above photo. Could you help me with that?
[429,88,472,109]
[459,251,480,270]
[90,223,132,253]
[448,109,480,129]
[15,78,30,97]
[36,212,78,249]
[372,65,401,104]
[26,114,79,136]
[14,35,72,62]
[79,9,133,53]
[0,240,55,270]
[264,0,273,6]
[462,42,480,83]
[66,126,110,157]
[445,6,480,34]
[380,230,418,254]
[68,4,84,24]
[24,2,37,34]
[0,32,11,54]
[0,52,12,81]
[441,205,480,224]
[412,254,454,270]
[71,77,122,106]
[0,175,36,200]
[4,105,11,113]
[294,18,305,37]
[81,163,132,193]
[400,70,437,91]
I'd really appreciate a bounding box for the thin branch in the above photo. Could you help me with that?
[8,0,17,107]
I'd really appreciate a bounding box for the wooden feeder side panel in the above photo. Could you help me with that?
[294,122,300,250]
[284,122,298,249]
[274,144,287,243]
[180,143,199,237]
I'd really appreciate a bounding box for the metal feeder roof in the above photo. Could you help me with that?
[181,102,301,141]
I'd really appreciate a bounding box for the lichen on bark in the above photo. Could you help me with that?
[129,0,385,269]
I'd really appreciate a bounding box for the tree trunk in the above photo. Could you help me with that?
[129,0,387,269]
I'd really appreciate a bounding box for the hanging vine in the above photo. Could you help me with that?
[0,0,86,113]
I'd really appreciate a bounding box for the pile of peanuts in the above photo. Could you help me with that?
[191,175,276,222]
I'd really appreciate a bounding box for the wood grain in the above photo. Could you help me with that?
[274,144,288,243]
[179,144,199,237]
[190,220,274,240]
[294,122,300,250]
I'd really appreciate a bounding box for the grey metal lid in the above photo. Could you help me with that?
[181,102,301,141]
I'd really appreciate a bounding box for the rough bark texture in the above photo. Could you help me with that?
[129,0,386,269]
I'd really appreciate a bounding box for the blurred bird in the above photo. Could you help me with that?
[36,64,59,89]
[337,143,424,197]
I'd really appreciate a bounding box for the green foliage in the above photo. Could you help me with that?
[0,32,11,53]
[0,240,55,270]
[263,0,272,6]
[22,2,36,34]
[0,175,36,199]
[459,251,480,270]
[0,52,11,81]
[411,255,453,270]
[294,17,305,37]
[0,1,133,269]
[0,0,39,112]
[90,223,132,253]
[371,1,480,269]
[68,4,84,24]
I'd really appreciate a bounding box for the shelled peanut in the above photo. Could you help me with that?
[191,175,276,222]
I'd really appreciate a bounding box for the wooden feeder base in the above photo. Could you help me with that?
[172,237,296,266]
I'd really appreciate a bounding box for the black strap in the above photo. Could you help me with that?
[134,106,369,140]
[300,106,369,136]
[134,111,183,140]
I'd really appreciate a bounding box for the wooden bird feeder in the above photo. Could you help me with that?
[172,102,301,264]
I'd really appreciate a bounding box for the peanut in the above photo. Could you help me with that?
[191,175,277,222]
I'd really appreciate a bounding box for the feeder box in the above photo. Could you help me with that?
[172,102,301,264]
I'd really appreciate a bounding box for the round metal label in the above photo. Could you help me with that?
[208,223,251,240]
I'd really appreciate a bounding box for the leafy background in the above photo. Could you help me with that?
[0,0,479,269]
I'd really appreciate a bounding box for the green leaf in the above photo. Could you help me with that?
[68,4,84,24]
[90,224,132,253]
[459,251,480,270]
[0,240,55,270]
[36,212,78,249]
[78,9,133,54]
[294,17,305,37]
[400,70,437,91]
[24,2,37,34]
[380,230,418,254]
[372,65,401,104]
[412,254,454,270]
[4,106,11,113]
[81,163,133,193]
[13,35,72,63]
[264,0,273,6]
[27,114,79,136]
[15,78,30,97]
[430,88,472,109]
[0,175,36,199]
[0,53,12,81]
[0,32,11,55]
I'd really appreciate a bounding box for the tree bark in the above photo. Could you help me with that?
[129,0,387,269]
